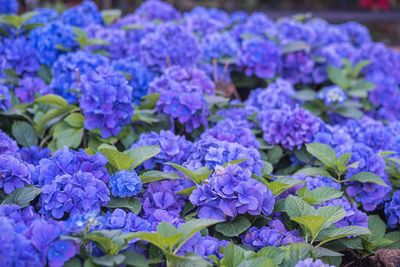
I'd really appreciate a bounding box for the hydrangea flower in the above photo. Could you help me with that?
[201,32,239,61]
[201,119,260,149]
[26,8,59,24]
[130,130,192,172]
[40,171,110,219]
[340,22,372,47]
[295,258,333,267]
[0,204,39,229]
[184,7,229,36]
[47,239,79,267]
[322,197,368,228]
[184,135,263,175]
[140,22,201,71]
[258,105,323,150]
[337,143,391,211]
[293,174,341,191]
[281,50,314,84]
[51,50,109,103]
[0,0,18,14]
[112,57,155,105]
[232,12,275,40]
[312,124,354,150]
[237,37,282,79]
[245,78,296,110]
[385,190,400,228]
[135,0,181,22]
[276,19,316,45]
[0,84,12,111]
[109,170,142,198]
[0,129,19,156]
[317,85,347,106]
[103,208,151,233]
[80,66,134,138]
[15,75,52,103]
[60,1,103,27]
[19,146,51,165]
[189,164,275,220]
[36,146,109,186]
[216,104,258,128]
[179,233,229,260]
[1,36,40,75]
[0,155,35,194]
[29,21,78,66]
[241,220,303,249]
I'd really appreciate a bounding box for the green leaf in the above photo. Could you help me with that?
[368,215,386,240]
[223,243,255,267]
[262,161,273,176]
[306,143,337,167]
[327,65,349,89]
[176,186,196,196]
[294,167,332,177]
[99,148,135,171]
[54,123,83,149]
[348,81,375,98]
[317,206,346,230]
[347,172,388,187]
[132,109,159,124]
[106,197,142,214]
[126,145,161,169]
[282,41,309,54]
[64,257,82,267]
[222,159,248,167]
[284,195,317,218]
[352,60,371,77]
[256,247,285,265]
[268,177,305,196]
[12,121,38,147]
[92,255,125,267]
[38,105,80,133]
[36,94,68,107]
[121,251,162,267]
[310,187,343,205]
[64,113,85,128]
[292,215,328,241]
[2,186,41,208]
[293,89,317,101]
[281,243,314,267]
[37,64,52,84]
[165,163,201,184]
[123,232,168,251]
[140,93,160,109]
[139,170,180,183]
[101,9,121,25]
[335,106,363,119]
[86,232,121,255]
[296,186,316,204]
[314,247,343,257]
[267,146,283,164]
[383,232,400,249]
[73,26,87,40]
[215,216,251,237]
[122,23,144,31]
[337,153,352,167]
[319,226,371,246]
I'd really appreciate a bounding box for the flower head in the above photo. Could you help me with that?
[109,170,142,198]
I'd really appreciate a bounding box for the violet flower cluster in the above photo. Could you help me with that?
[15,75,52,103]
[108,170,142,198]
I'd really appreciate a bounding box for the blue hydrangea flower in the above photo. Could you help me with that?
[36,146,109,186]
[385,190,400,228]
[216,103,258,129]
[281,50,314,84]
[293,174,342,191]
[40,171,110,219]
[340,22,372,47]
[63,211,104,233]
[258,105,323,150]
[0,155,35,194]
[241,220,303,249]
[109,170,142,198]
[15,75,52,103]
[230,11,248,24]
[0,204,39,229]
[19,146,51,165]
[0,0,18,14]
[29,21,78,66]
[103,208,151,233]
[135,0,181,22]
[190,164,275,220]
[312,124,353,151]
[130,130,192,172]
[245,78,296,110]
[179,233,229,260]
[232,12,275,40]
[184,135,263,175]
[305,18,349,46]
[47,239,79,267]
[26,8,59,24]
[295,258,333,267]
[0,129,19,157]
[51,50,109,103]
[201,32,239,61]
[140,22,201,71]
[201,119,260,149]
[60,1,103,27]
[237,37,282,79]
[276,19,316,45]
[322,197,368,228]
[368,72,397,109]
[112,57,155,105]
[80,66,134,138]
[0,84,12,111]
[184,7,230,36]
[317,85,347,106]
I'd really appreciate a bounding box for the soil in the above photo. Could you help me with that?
[341,249,400,267]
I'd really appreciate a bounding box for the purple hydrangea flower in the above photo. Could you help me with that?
[216,103,258,128]
[276,19,315,45]
[184,135,263,175]
[36,146,109,186]
[340,22,372,47]
[80,66,134,138]
[232,12,275,40]
[241,220,303,249]
[312,124,354,151]
[201,119,260,149]
[60,1,103,27]
[140,22,201,71]
[0,129,19,156]
[305,18,349,46]
[184,7,230,36]
[201,32,239,61]
[190,164,275,220]
[317,85,347,106]
[295,258,333,267]
[0,0,18,14]
[322,197,368,228]
[135,0,181,22]
[237,37,282,79]
[368,72,397,109]
[281,50,314,84]
[258,105,323,150]
[130,130,192,172]
[0,205,39,229]
[40,171,110,219]
[293,174,342,191]
[51,50,109,103]
[29,21,78,66]
[103,208,151,233]
[0,84,12,111]
[179,233,229,260]
[47,239,79,267]
[0,155,35,194]
[230,11,248,25]
[15,75,53,103]
[385,190,400,228]
[109,170,142,198]
[19,146,51,165]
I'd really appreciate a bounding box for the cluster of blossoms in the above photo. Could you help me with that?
[15,76,52,103]
[0,84,11,111]
[322,197,368,228]
[189,164,275,220]
[0,154,35,194]
[317,85,347,106]
[60,1,103,27]
[108,170,142,198]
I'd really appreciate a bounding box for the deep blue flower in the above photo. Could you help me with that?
[135,0,181,22]
[276,19,316,45]
[281,50,314,84]
[47,239,79,267]
[103,208,151,234]
[80,66,134,138]
[322,197,368,228]
[179,233,229,260]
[232,12,274,40]
[15,75,52,103]
[339,22,372,47]
[60,1,103,27]
[19,146,51,165]
[0,129,19,157]
[201,32,238,61]
[109,170,142,198]
[184,7,230,36]
[26,8,59,24]
[0,204,39,229]
[385,190,400,228]
[0,155,35,194]
[0,0,18,14]
[0,84,11,111]
[317,85,347,106]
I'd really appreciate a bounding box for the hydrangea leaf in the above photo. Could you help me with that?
[347,172,388,187]
[11,120,38,147]
[269,177,305,196]
[176,186,196,196]
[123,232,169,252]
[318,226,371,247]
[310,187,343,205]
[291,215,328,241]
[335,106,363,119]
[126,145,161,169]
[101,9,121,25]
[306,143,337,168]
[255,246,285,265]
[36,94,68,107]
[64,113,85,128]
[222,243,255,267]
[317,206,346,231]
[165,162,201,184]
[106,197,142,214]
[284,195,317,218]
[92,255,125,267]
[139,93,160,110]
[294,167,332,177]
[222,159,248,167]
[139,170,180,184]
[293,89,317,101]
[327,65,349,90]
[215,216,251,237]
[280,242,314,267]
[2,185,41,208]
[99,148,135,171]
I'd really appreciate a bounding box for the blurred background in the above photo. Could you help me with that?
[15,0,400,46]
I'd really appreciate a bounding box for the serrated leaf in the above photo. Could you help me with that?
[12,121,38,147]
[311,187,343,205]
[255,246,285,265]
[317,206,346,230]
[215,216,251,237]
[64,113,85,128]
[36,94,68,107]
[281,242,314,267]
[139,170,180,183]
[176,186,196,196]
[99,148,134,171]
[106,197,142,214]
[38,105,80,133]
[2,186,41,208]
[294,167,332,177]
[54,124,83,149]
[306,143,337,167]
[140,93,160,109]
[92,255,125,267]
[165,163,201,184]
[327,65,349,89]
[347,172,388,187]
[223,243,255,267]
[319,226,371,246]
[367,215,386,241]
[268,176,305,196]
[292,215,328,241]
[126,145,161,169]
[284,195,317,218]
[337,153,352,167]
[123,232,168,251]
